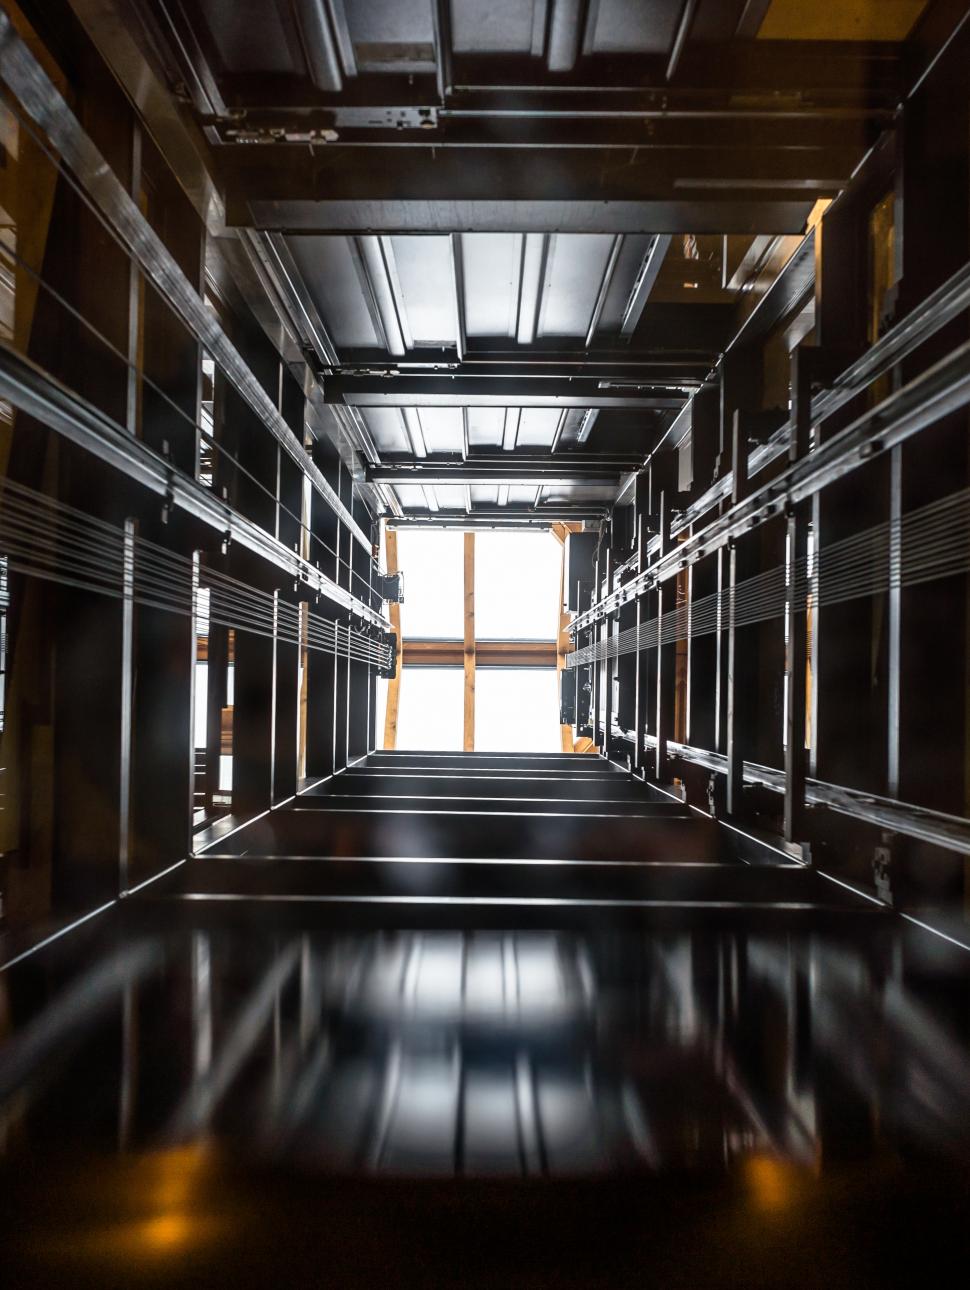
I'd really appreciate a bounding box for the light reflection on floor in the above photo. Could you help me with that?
[1,925,969,1176]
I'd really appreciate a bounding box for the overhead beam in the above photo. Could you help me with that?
[233,196,818,236]
[368,458,637,487]
[326,376,686,409]
[388,508,607,527]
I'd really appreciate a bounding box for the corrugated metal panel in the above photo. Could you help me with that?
[587,0,681,54]
[418,408,464,454]
[461,234,521,339]
[286,236,382,348]
[451,0,540,53]
[517,408,560,449]
[198,0,295,73]
[434,486,467,510]
[361,408,411,455]
[390,236,456,345]
[538,234,619,338]
[467,407,505,448]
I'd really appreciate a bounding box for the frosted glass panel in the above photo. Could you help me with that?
[474,669,560,752]
[475,532,560,640]
[396,667,464,750]
[398,531,463,639]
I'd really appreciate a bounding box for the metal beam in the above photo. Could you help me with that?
[325,376,686,409]
[620,235,673,338]
[0,342,389,629]
[667,0,700,82]
[388,509,606,527]
[232,196,818,236]
[367,458,636,486]
[0,12,370,552]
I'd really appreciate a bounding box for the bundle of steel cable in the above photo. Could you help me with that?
[566,484,970,668]
[0,155,379,606]
[0,477,392,670]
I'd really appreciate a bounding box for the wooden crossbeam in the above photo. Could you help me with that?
[403,640,557,668]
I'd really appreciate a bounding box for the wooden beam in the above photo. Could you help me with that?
[556,533,574,752]
[382,525,402,750]
[463,531,475,751]
[403,640,557,668]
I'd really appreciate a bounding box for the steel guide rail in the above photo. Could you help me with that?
[571,301,970,635]
[672,254,970,539]
[0,345,390,631]
[612,729,970,858]
[0,477,392,668]
[0,230,380,605]
[0,12,371,555]
[567,482,970,667]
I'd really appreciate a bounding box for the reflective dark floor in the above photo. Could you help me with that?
[6,923,970,1173]
[3,918,970,1285]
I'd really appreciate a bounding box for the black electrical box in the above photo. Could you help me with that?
[564,531,597,614]
[560,666,591,732]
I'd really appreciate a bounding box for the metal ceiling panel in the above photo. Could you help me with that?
[434,485,467,510]
[460,233,520,339]
[286,236,381,348]
[467,407,506,448]
[389,236,456,345]
[450,0,541,54]
[417,408,464,454]
[587,0,682,54]
[345,0,436,69]
[394,484,430,510]
[538,234,620,338]
[360,408,411,455]
[196,0,296,74]
[542,484,618,503]
[517,408,561,449]
[470,485,500,506]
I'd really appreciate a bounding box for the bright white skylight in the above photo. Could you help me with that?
[397,530,463,639]
[474,668,561,752]
[474,530,561,640]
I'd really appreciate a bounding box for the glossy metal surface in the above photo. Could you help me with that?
[2,916,970,1285]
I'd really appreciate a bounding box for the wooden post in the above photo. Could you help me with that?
[463,531,476,751]
[382,525,402,750]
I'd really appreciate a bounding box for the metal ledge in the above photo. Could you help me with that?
[0,12,369,553]
[0,342,389,630]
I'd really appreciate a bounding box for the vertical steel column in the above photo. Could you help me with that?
[601,544,615,753]
[726,409,750,817]
[118,518,135,891]
[784,347,814,841]
[632,473,650,773]
[655,489,675,782]
[272,589,299,804]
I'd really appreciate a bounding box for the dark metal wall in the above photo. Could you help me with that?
[565,6,970,922]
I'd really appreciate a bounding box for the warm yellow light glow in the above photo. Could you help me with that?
[744,1154,797,1213]
[138,1213,194,1253]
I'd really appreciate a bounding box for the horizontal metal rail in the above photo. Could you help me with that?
[0,343,389,630]
[624,731,970,858]
[673,254,970,538]
[572,322,970,632]
[0,12,370,554]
